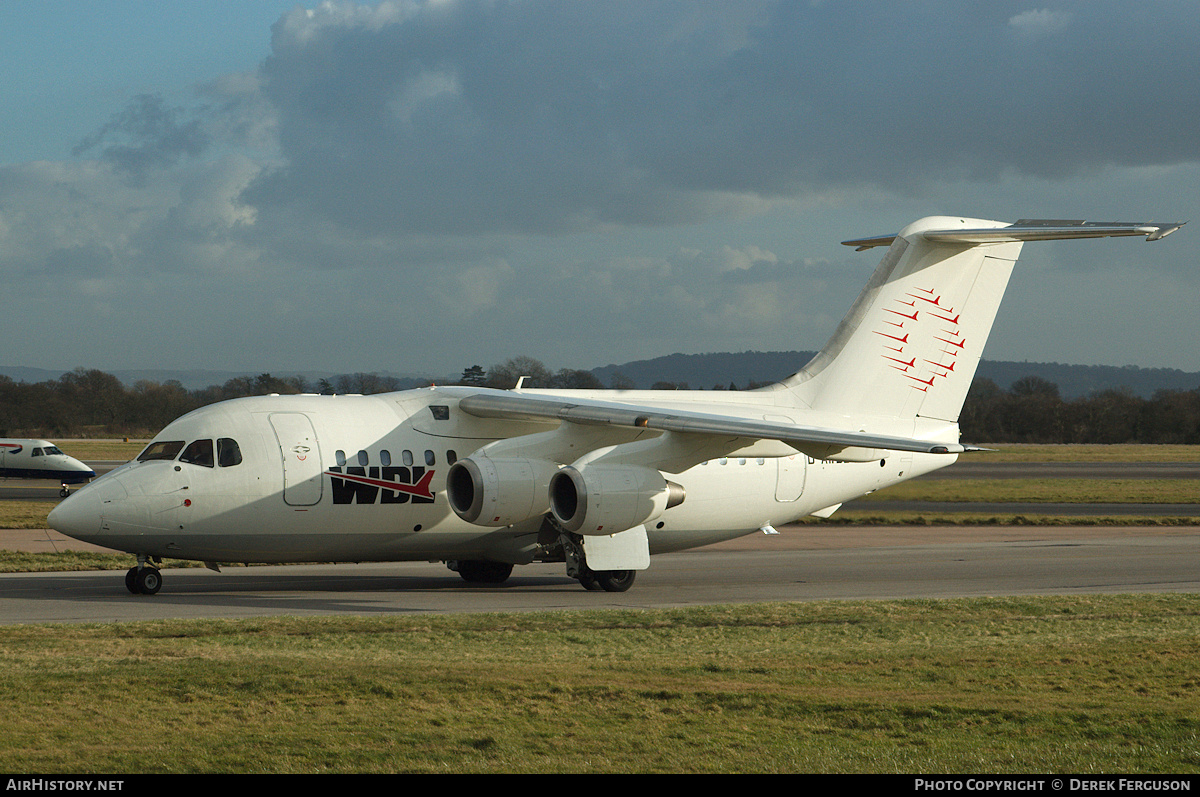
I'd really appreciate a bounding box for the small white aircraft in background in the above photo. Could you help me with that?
[1,439,96,496]
[49,216,1183,596]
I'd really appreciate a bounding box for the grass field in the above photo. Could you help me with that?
[50,439,148,460]
[1,598,1198,773]
[966,444,1200,463]
[858,478,1200,504]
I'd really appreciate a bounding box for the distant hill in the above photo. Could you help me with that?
[589,351,1200,399]
[967,361,1200,400]
[591,351,817,391]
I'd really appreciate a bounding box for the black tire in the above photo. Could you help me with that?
[456,560,514,584]
[134,567,162,595]
[596,570,636,592]
[125,567,140,594]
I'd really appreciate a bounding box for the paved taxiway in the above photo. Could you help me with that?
[1,525,1198,624]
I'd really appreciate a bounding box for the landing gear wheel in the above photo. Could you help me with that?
[59,487,70,498]
[454,560,514,584]
[596,570,636,593]
[577,570,602,591]
[125,567,139,594]
[132,567,162,595]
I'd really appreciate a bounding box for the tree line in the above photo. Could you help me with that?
[0,368,417,438]
[1,362,1198,444]
[959,375,1200,444]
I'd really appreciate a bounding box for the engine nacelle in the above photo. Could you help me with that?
[548,464,685,535]
[446,456,559,526]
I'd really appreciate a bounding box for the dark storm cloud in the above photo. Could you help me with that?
[73,94,209,181]
[238,0,1199,238]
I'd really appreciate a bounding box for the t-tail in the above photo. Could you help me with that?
[770,216,1184,424]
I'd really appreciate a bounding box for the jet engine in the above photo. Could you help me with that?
[446,456,559,526]
[548,464,685,535]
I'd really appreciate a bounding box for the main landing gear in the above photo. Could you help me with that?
[576,567,636,593]
[126,556,162,595]
[448,557,635,591]
[561,532,636,592]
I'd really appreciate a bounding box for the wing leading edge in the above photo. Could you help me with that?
[453,389,964,462]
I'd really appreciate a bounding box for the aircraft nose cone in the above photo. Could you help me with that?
[49,476,126,543]
[48,492,101,541]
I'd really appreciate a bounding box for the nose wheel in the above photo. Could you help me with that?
[125,565,162,595]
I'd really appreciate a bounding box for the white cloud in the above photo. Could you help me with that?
[1008,9,1073,37]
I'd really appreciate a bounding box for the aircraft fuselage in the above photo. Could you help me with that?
[49,389,949,566]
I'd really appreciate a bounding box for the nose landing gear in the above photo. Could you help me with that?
[125,556,163,595]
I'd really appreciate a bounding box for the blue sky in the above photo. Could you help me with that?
[3,1,1197,380]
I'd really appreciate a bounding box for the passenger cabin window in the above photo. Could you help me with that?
[138,441,185,462]
[180,439,215,468]
[380,450,392,467]
[217,438,242,467]
[424,450,435,466]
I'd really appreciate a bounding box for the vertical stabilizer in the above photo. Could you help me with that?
[773,216,1183,424]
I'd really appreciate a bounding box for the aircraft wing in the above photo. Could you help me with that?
[454,389,965,461]
[842,219,1186,250]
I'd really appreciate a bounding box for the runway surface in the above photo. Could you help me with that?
[2,525,1198,624]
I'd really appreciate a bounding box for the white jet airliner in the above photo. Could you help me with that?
[1,439,96,496]
[48,216,1184,595]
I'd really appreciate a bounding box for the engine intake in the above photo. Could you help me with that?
[446,456,559,526]
[548,464,684,535]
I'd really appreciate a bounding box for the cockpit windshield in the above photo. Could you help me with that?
[217,438,242,467]
[137,441,185,462]
[136,438,242,467]
[179,439,214,468]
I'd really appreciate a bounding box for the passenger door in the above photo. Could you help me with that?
[269,413,323,506]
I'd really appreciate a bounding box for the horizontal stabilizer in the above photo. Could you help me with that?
[842,219,1186,251]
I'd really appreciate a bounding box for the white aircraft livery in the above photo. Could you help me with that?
[48,216,1184,596]
[1,439,95,496]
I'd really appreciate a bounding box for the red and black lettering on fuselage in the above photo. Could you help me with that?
[325,466,435,505]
